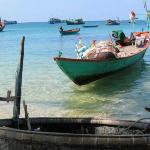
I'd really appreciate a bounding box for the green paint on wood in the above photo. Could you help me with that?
[54,49,147,85]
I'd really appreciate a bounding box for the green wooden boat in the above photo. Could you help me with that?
[54,32,150,85]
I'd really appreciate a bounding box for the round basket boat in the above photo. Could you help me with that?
[0,117,150,150]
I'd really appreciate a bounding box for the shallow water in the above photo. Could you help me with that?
[0,21,150,120]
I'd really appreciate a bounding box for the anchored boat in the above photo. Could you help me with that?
[66,19,85,25]
[59,28,80,35]
[0,117,150,150]
[49,18,62,24]
[83,25,99,28]
[54,31,150,85]
[3,20,17,25]
[106,19,120,25]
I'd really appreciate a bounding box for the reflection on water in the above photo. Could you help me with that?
[87,60,147,95]
[63,60,150,119]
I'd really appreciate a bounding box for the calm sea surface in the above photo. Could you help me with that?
[0,21,150,119]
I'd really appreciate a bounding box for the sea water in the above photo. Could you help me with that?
[0,20,150,119]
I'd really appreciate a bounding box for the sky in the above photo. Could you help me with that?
[0,0,149,22]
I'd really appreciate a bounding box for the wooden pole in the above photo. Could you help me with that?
[7,90,11,103]
[23,100,31,130]
[13,36,25,124]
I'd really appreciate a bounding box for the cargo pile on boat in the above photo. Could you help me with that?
[82,40,117,60]
[76,31,150,61]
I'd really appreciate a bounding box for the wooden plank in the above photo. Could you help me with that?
[0,97,15,102]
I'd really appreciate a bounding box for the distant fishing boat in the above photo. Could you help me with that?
[3,20,17,25]
[59,27,80,35]
[83,25,99,28]
[54,31,150,85]
[106,19,120,25]
[49,18,62,24]
[66,19,85,25]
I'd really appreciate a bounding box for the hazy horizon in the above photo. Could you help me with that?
[12,19,147,24]
[0,0,149,22]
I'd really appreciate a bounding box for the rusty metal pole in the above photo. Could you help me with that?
[13,36,25,127]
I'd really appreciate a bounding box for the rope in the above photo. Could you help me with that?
[119,118,150,134]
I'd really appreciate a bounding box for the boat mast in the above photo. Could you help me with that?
[144,0,150,31]
[129,11,136,32]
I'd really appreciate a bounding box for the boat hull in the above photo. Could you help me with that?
[66,20,85,25]
[106,22,120,25]
[0,25,5,31]
[4,20,17,25]
[54,48,147,85]
[83,25,99,28]
[0,117,150,150]
[60,29,80,35]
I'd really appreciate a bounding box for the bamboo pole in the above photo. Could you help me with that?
[13,36,25,125]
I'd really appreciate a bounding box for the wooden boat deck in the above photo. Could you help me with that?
[117,45,147,58]
[82,40,149,60]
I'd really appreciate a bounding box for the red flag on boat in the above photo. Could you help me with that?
[144,0,148,11]
[129,11,136,23]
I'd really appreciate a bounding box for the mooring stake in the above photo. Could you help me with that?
[23,100,31,130]
[13,36,25,128]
